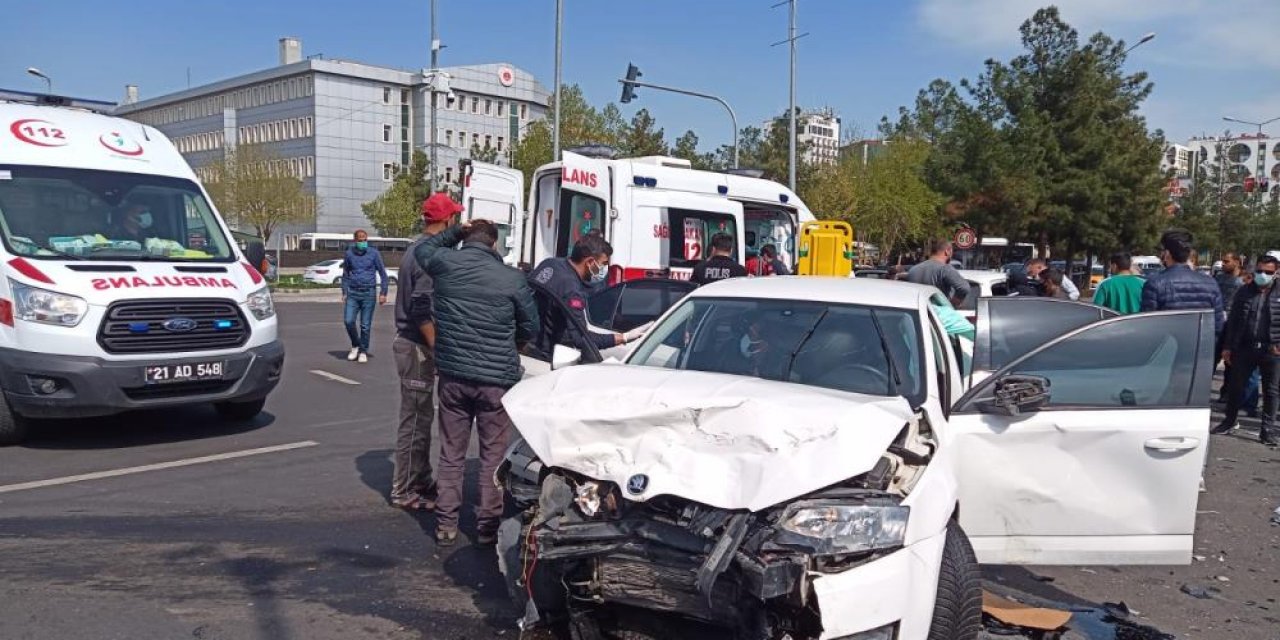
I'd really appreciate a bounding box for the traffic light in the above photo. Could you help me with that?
[620,63,641,103]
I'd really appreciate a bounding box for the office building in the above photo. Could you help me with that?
[116,38,550,241]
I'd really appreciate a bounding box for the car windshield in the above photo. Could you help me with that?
[628,296,925,403]
[0,164,234,262]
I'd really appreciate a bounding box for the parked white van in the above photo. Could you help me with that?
[0,93,283,444]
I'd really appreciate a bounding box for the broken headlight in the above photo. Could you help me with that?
[776,504,909,555]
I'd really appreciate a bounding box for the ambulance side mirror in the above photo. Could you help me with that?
[243,239,267,273]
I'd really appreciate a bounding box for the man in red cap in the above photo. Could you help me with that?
[387,192,463,511]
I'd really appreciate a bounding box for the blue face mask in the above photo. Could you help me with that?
[354,241,368,251]
[589,259,608,284]
[1255,271,1274,288]
[137,212,153,229]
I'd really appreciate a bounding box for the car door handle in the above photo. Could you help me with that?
[1144,437,1201,452]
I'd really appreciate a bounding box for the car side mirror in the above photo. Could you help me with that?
[243,239,267,273]
[551,344,583,370]
[975,374,1051,416]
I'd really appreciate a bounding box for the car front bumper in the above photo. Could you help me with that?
[0,341,284,419]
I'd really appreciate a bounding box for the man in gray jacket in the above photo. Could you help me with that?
[415,220,539,546]
[907,239,970,306]
[387,194,461,511]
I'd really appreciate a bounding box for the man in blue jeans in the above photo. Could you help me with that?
[341,229,389,363]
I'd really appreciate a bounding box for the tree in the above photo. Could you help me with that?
[510,84,625,184]
[885,8,1167,261]
[619,108,668,157]
[361,150,432,238]
[470,143,499,164]
[203,144,316,244]
[671,130,716,170]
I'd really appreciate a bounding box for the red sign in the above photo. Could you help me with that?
[562,167,598,188]
[498,67,515,87]
[953,227,978,250]
[11,119,67,147]
[99,131,144,157]
[683,219,704,261]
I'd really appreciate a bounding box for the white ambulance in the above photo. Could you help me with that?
[460,149,815,283]
[0,94,283,445]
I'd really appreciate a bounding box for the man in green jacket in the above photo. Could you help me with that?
[414,220,540,546]
[1092,252,1145,315]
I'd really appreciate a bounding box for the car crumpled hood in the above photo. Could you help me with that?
[502,365,913,512]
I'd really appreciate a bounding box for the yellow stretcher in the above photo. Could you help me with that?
[796,220,854,277]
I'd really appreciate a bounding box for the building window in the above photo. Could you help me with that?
[471,97,479,114]
[455,93,464,111]
[485,99,493,116]
[304,116,314,136]
[457,130,466,148]
[445,167,454,184]
[472,133,480,147]
[383,124,393,143]
[445,130,453,146]
[383,163,394,181]
[484,134,492,149]
[383,87,392,104]
[520,103,528,120]
[497,136,504,151]
[497,101,505,117]
[401,88,411,104]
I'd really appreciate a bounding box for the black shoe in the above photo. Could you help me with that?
[1261,430,1279,446]
[1211,421,1236,435]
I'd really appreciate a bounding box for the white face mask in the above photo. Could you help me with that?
[588,259,608,284]
[739,334,766,358]
[136,212,153,229]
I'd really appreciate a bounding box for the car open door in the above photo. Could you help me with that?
[969,297,1117,387]
[948,310,1214,565]
[520,280,604,378]
[460,160,525,267]
[587,278,697,361]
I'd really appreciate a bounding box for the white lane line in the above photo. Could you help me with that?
[309,369,361,385]
[0,440,319,495]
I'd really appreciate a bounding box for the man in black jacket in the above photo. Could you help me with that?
[691,233,747,285]
[1140,229,1224,334]
[1215,255,1280,445]
[414,220,540,545]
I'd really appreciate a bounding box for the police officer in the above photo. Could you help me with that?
[528,234,647,351]
[691,233,747,285]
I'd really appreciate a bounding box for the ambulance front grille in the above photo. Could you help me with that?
[97,299,249,354]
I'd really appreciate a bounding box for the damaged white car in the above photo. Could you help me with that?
[497,277,1213,640]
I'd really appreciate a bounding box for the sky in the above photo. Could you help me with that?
[3,0,1279,152]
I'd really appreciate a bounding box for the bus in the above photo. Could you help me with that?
[294,233,411,253]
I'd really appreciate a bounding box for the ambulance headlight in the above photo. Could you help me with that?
[246,286,276,320]
[9,281,88,327]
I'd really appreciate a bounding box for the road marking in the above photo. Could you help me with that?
[309,369,361,385]
[0,440,319,495]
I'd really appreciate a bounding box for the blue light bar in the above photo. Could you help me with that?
[633,176,646,186]
[213,319,234,330]
[717,185,729,195]
[645,177,657,188]
[780,194,790,204]
[128,322,149,333]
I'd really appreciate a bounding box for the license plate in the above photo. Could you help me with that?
[144,361,224,384]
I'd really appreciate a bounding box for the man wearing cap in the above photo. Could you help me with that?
[387,192,461,511]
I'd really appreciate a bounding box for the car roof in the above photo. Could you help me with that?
[690,276,933,309]
[958,270,1007,283]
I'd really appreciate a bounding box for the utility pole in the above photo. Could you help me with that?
[553,0,564,162]
[429,0,440,191]
[771,1,807,191]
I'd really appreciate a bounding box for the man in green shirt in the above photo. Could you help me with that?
[1093,252,1145,314]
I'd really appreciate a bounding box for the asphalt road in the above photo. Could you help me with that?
[0,302,1275,640]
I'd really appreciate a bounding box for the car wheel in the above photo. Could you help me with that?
[0,392,31,446]
[927,521,983,640]
[214,399,266,422]
[389,276,398,286]
[333,276,342,286]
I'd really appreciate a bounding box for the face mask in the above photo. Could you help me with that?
[354,241,368,251]
[739,334,766,359]
[137,212,153,229]
[589,259,608,284]
[1255,272,1274,288]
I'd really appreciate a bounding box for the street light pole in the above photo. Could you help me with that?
[788,0,797,192]
[429,0,439,191]
[1123,32,1156,54]
[553,0,563,162]
[618,78,738,168]
[25,67,51,93]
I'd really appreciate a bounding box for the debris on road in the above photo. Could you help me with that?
[982,591,1072,631]
[1271,505,1280,525]
[1178,584,1219,600]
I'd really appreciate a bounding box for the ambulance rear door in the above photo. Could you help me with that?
[528,151,612,268]
[628,189,743,280]
[460,160,524,267]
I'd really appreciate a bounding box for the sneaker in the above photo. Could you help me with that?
[1261,430,1279,447]
[357,352,368,363]
[1211,421,1237,435]
[347,347,360,361]
[436,528,458,547]
[390,494,436,511]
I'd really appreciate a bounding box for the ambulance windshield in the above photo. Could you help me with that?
[0,165,234,262]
